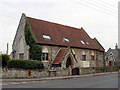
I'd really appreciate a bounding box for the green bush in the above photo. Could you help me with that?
[24,22,42,60]
[7,59,44,69]
[7,60,25,69]
[0,54,10,67]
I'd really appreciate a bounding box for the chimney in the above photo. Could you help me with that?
[115,43,118,50]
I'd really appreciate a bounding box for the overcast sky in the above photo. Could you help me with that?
[0,0,119,54]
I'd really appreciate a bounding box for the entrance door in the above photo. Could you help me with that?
[109,61,112,66]
[66,57,71,68]
[72,68,79,75]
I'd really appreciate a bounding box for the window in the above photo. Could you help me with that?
[46,53,48,60]
[63,38,70,43]
[86,42,89,45]
[91,55,95,60]
[42,47,49,61]
[80,40,85,45]
[82,55,86,61]
[42,53,45,60]
[42,53,49,61]
[43,35,51,40]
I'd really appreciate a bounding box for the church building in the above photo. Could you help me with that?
[11,13,105,74]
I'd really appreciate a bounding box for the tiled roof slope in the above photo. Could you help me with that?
[26,16,104,52]
[92,38,105,52]
[53,49,67,64]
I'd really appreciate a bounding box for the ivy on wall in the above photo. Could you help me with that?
[24,22,42,61]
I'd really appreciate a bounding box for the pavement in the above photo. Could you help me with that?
[2,72,118,88]
[2,71,118,82]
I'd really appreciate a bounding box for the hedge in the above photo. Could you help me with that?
[7,59,44,69]
[0,54,10,67]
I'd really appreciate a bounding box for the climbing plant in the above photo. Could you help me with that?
[24,22,42,60]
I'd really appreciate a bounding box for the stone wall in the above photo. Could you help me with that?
[96,51,104,67]
[80,67,93,75]
[11,14,29,60]
[2,69,49,79]
[41,45,104,68]
[2,68,70,79]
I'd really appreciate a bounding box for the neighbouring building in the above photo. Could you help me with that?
[105,43,120,66]
[11,13,105,75]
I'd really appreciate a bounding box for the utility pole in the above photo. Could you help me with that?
[6,43,9,55]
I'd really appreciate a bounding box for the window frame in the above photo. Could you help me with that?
[42,53,49,61]
[82,55,86,61]
[80,40,85,45]
[91,55,95,61]
[43,35,51,40]
[63,38,70,43]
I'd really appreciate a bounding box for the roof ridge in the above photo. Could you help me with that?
[26,16,82,31]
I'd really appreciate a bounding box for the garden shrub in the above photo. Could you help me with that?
[7,59,44,69]
[0,54,10,67]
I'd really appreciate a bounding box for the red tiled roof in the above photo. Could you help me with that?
[53,49,67,64]
[92,38,105,52]
[26,16,104,51]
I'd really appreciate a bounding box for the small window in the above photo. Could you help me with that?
[46,53,48,60]
[43,35,51,40]
[82,55,86,61]
[42,53,45,60]
[63,38,70,43]
[80,40,85,45]
[42,53,49,61]
[91,55,95,60]
[86,42,89,45]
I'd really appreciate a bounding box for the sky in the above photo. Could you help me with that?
[0,0,119,54]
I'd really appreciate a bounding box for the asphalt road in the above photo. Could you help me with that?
[2,73,118,88]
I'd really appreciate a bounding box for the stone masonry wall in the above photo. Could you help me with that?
[12,14,29,60]
[2,68,70,79]
[41,45,104,68]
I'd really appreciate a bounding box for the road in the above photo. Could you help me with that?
[2,73,118,88]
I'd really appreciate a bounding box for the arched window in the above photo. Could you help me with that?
[82,50,86,61]
[42,47,49,61]
[91,51,95,61]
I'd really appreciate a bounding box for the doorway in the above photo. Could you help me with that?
[72,67,79,75]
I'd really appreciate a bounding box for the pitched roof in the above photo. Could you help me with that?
[106,48,120,60]
[26,16,104,52]
[92,38,105,52]
[53,49,67,64]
